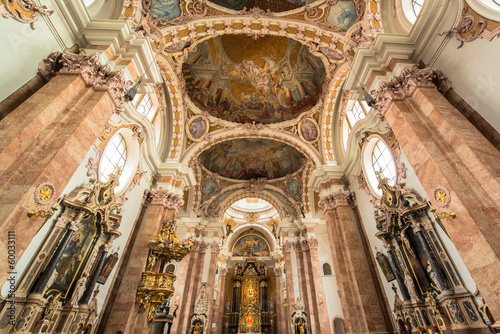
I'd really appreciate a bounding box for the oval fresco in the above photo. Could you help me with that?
[232,234,271,257]
[288,180,301,196]
[200,138,305,180]
[202,179,217,196]
[183,35,325,124]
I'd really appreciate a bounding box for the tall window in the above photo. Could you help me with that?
[372,139,397,185]
[99,134,127,182]
[323,263,332,276]
[134,94,156,121]
[343,101,369,151]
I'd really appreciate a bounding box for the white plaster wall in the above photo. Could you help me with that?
[0,0,75,102]
[418,0,500,132]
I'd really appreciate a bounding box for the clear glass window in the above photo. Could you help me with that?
[99,134,127,182]
[372,139,397,185]
[136,94,155,121]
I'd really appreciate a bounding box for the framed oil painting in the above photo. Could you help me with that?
[97,252,119,285]
[232,234,270,257]
[186,116,209,142]
[298,118,319,143]
[376,251,396,282]
[44,213,101,301]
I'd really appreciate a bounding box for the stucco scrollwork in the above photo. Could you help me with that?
[318,190,352,212]
[439,6,500,49]
[0,0,54,29]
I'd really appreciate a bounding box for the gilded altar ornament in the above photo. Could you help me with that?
[27,206,57,219]
[137,215,193,322]
[432,209,457,220]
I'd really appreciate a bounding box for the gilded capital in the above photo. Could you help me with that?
[210,241,221,254]
[318,190,351,213]
[38,52,131,114]
[282,241,292,253]
[372,65,452,120]
[148,188,184,211]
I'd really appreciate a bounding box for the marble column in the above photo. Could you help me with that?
[80,243,110,305]
[320,191,388,334]
[282,242,295,334]
[168,251,193,333]
[214,267,228,332]
[374,67,500,318]
[383,239,411,301]
[295,241,315,332]
[0,52,129,284]
[303,238,332,334]
[103,189,184,334]
[179,241,207,334]
[273,266,286,333]
[206,242,220,333]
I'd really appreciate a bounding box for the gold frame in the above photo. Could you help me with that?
[298,118,320,143]
[186,115,209,142]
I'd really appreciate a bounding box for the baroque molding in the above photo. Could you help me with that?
[147,188,185,210]
[0,0,54,29]
[282,241,292,253]
[439,6,500,49]
[371,65,452,120]
[33,182,56,206]
[38,52,131,114]
[210,241,221,254]
[318,190,352,212]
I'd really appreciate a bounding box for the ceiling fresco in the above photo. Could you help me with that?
[209,0,304,12]
[183,35,326,124]
[200,138,305,180]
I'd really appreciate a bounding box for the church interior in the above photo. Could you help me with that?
[0,0,499,333]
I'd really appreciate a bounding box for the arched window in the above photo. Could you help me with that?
[323,263,332,276]
[99,134,127,182]
[362,136,398,197]
[342,100,369,151]
[402,0,425,23]
[372,139,397,185]
[166,264,175,274]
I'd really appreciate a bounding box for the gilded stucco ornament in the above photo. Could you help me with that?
[33,182,56,206]
[0,0,54,29]
[433,186,451,208]
[439,7,500,49]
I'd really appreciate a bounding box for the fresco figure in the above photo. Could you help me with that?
[150,0,181,21]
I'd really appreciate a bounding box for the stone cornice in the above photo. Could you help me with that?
[38,52,131,114]
[147,188,184,210]
[318,190,352,213]
[371,66,452,120]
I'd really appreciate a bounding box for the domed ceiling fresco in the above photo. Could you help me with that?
[183,35,326,124]
[200,138,305,180]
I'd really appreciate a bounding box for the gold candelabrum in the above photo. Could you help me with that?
[136,217,193,322]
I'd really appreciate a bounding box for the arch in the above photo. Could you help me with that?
[165,264,175,274]
[333,317,346,334]
[226,224,278,255]
[181,128,323,169]
[87,0,124,19]
[322,263,332,276]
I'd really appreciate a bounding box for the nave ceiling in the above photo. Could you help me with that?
[130,0,384,231]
